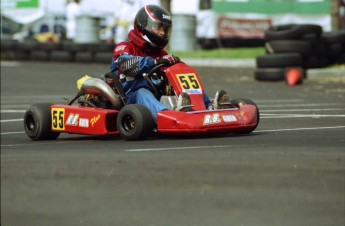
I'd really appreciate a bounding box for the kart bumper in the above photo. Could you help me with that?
[157,105,258,135]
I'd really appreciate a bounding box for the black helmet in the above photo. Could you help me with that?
[134,5,172,49]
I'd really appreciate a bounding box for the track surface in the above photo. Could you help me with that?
[1,61,345,226]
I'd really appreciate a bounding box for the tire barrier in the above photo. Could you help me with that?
[256,53,303,68]
[255,24,345,81]
[1,40,115,63]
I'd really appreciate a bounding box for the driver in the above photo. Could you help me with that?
[110,5,230,121]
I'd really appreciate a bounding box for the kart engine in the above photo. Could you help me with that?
[78,77,123,110]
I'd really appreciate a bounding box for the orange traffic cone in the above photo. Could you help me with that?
[285,67,303,86]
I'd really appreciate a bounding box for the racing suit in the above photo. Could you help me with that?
[110,30,212,121]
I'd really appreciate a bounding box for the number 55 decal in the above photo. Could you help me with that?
[176,73,200,90]
[51,108,65,130]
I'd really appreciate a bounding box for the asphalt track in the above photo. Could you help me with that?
[1,61,345,226]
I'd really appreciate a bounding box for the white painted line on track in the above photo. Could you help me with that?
[260,108,345,112]
[1,140,84,147]
[254,126,345,133]
[1,131,25,135]
[257,99,304,103]
[1,110,26,113]
[1,119,24,123]
[2,126,344,148]
[125,126,345,152]
[260,113,345,119]
[126,145,247,152]
[0,61,21,67]
[259,103,342,108]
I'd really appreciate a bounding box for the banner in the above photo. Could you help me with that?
[1,0,45,24]
[218,17,272,38]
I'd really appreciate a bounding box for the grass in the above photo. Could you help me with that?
[170,47,344,68]
[170,47,265,59]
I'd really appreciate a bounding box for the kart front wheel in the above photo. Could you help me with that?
[231,98,260,134]
[117,104,155,141]
[24,103,60,140]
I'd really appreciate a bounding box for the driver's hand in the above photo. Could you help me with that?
[155,55,180,66]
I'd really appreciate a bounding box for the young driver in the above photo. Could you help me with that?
[110,5,230,121]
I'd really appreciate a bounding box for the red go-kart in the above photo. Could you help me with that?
[24,62,259,141]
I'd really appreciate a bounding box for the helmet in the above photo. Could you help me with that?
[134,5,172,49]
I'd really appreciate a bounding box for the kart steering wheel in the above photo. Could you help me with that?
[143,63,168,97]
[146,63,167,78]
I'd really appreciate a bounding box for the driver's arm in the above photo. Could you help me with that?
[116,54,156,78]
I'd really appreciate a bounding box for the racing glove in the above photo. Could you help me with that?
[117,56,140,77]
[154,55,180,66]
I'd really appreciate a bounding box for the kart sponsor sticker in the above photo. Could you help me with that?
[66,113,79,126]
[222,115,237,122]
[176,73,202,94]
[115,45,126,52]
[79,118,89,128]
[90,114,101,127]
[203,113,222,125]
[51,108,65,130]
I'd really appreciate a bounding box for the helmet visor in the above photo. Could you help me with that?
[146,20,171,40]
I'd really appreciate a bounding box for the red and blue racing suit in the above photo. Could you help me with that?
[110,30,211,121]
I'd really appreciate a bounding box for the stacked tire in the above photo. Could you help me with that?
[255,24,345,81]
[0,39,115,63]
[322,30,345,65]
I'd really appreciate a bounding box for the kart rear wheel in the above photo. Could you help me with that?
[231,98,260,134]
[117,104,155,141]
[24,103,60,140]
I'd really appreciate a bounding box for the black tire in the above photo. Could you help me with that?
[94,52,113,63]
[50,50,74,62]
[254,68,285,81]
[117,104,155,141]
[62,41,88,51]
[24,103,60,140]
[322,30,345,44]
[311,43,326,58]
[1,39,18,50]
[30,50,49,61]
[17,40,40,51]
[39,42,62,51]
[265,24,322,41]
[87,43,114,52]
[325,43,343,58]
[230,98,259,134]
[301,33,320,46]
[265,40,312,57]
[75,52,93,62]
[264,24,303,40]
[299,24,323,37]
[334,53,345,64]
[256,53,303,68]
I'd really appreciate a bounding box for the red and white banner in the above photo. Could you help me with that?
[217,16,272,38]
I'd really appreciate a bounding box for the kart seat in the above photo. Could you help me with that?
[103,72,127,106]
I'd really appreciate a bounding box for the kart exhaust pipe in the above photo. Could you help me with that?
[80,78,122,110]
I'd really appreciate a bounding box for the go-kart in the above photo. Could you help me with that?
[24,62,259,141]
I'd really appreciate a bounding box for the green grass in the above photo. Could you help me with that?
[170,47,265,59]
